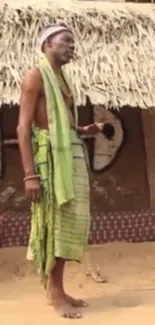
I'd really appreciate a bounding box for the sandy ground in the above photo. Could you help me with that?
[1,243,155,324]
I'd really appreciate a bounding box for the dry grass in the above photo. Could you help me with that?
[0,2,155,108]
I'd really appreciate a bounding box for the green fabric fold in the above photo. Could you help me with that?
[37,56,78,206]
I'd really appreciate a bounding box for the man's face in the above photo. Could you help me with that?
[48,31,75,65]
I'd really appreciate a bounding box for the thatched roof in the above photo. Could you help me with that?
[1,1,155,108]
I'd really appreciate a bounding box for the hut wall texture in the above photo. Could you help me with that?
[90,106,150,215]
[141,110,155,209]
[0,105,150,212]
[0,107,28,212]
[1,105,154,246]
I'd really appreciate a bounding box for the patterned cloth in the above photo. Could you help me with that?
[27,128,90,284]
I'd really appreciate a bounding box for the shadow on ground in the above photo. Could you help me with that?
[86,289,155,313]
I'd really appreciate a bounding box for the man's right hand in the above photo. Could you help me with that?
[25,178,41,202]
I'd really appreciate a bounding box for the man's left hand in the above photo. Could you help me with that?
[83,123,104,135]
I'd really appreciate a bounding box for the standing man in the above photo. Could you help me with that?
[17,23,103,319]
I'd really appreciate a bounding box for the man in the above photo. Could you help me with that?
[17,23,103,319]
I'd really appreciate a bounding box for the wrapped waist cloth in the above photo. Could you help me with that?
[27,128,90,284]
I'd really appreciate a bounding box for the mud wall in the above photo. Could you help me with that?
[141,110,155,209]
[0,107,28,212]
[90,106,150,214]
[0,105,150,212]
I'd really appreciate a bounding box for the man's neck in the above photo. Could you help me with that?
[45,54,62,74]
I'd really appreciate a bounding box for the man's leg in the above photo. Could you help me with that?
[47,258,87,318]
[47,258,65,302]
[47,258,82,318]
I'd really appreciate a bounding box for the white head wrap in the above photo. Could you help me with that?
[39,24,72,51]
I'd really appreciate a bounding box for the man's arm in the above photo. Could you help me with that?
[17,69,41,177]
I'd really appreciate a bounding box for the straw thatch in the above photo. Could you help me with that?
[1,2,155,108]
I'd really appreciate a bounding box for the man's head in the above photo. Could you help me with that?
[40,23,75,65]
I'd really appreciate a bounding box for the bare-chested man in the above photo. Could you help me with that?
[17,23,103,319]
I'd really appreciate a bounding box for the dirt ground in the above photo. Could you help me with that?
[1,243,155,324]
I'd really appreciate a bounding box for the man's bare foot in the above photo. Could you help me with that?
[47,291,88,308]
[65,294,88,308]
[53,299,82,318]
[47,282,87,309]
